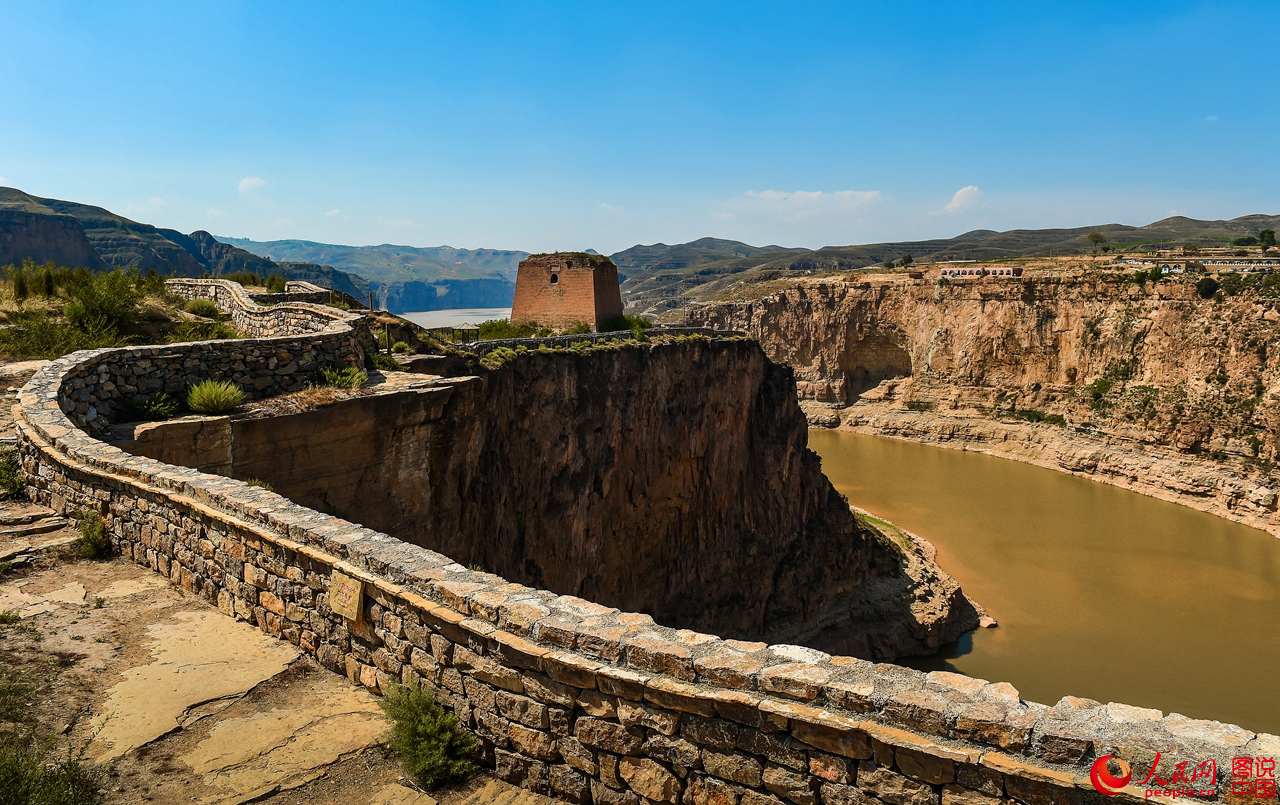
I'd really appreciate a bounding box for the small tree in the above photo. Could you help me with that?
[1196,277,1220,299]
[10,264,29,302]
[1087,232,1108,253]
[1260,229,1276,251]
[380,685,478,789]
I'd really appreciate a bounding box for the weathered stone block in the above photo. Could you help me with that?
[574,717,644,755]
[858,764,936,805]
[762,764,816,804]
[619,756,679,803]
[703,749,763,787]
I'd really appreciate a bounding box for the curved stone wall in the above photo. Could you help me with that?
[166,277,364,339]
[14,283,1274,804]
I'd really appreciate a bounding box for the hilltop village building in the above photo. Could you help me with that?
[939,265,1024,279]
[510,252,625,330]
[1122,255,1280,275]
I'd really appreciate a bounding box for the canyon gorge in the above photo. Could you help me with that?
[686,265,1280,536]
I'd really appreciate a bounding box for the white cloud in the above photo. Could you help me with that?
[942,185,982,214]
[238,176,266,193]
[324,208,342,217]
[723,189,881,221]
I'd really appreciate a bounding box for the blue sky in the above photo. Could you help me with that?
[2,1,1276,253]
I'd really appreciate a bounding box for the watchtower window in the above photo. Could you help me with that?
[549,273,559,285]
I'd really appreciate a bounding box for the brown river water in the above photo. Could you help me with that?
[808,429,1280,733]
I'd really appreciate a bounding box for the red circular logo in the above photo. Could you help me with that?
[1090,754,1133,796]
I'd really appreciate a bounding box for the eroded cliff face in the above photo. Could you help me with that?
[213,340,978,659]
[690,273,1280,457]
[687,271,1280,532]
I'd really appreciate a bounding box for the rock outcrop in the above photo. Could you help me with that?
[687,268,1280,533]
[200,338,979,658]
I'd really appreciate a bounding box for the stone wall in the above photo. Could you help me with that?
[166,277,363,339]
[104,341,975,658]
[14,288,1275,804]
[58,331,362,438]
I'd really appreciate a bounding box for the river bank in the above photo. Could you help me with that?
[803,383,1280,539]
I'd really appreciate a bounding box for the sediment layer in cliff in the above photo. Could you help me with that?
[686,268,1280,533]
[135,339,978,659]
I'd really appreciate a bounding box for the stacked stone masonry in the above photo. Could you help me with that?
[13,280,1277,804]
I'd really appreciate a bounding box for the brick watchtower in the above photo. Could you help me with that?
[510,252,625,331]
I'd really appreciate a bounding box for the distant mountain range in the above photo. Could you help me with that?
[217,237,527,284]
[3,186,1276,315]
[613,215,1280,313]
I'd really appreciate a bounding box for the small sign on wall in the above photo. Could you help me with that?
[329,569,364,622]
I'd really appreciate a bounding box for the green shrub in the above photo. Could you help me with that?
[479,346,520,370]
[38,267,55,298]
[165,320,240,343]
[598,314,653,337]
[0,310,130,359]
[320,366,368,389]
[244,478,274,491]
[475,319,550,340]
[71,511,112,561]
[221,271,262,287]
[0,448,23,500]
[120,392,181,422]
[187,380,246,414]
[183,298,221,317]
[1014,409,1067,427]
[0,610,18,625]
[9,264,29,302]
[905,400,934,412]
[0,736,105,805]
[371,353,399,371]
[63,269,142,333]
[265,275,287,293]
[391,340,411,354]
[1195,277,1220,299]
[380,684,478,790]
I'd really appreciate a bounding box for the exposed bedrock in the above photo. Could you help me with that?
[686,274,1280,457]
[207,340,978,658]
[686,272,1280,532]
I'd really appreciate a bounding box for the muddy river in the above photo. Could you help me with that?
[809,429,1280,732]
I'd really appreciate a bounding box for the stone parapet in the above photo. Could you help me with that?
[166,277,363,339]
[13,290,1273,803]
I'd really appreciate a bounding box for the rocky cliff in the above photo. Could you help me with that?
[686,268,1280,533]
[208,339,979,659]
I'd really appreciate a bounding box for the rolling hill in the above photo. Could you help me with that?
[217,237,527,284]
[0,187,375,300]
[614,214,1280,313]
